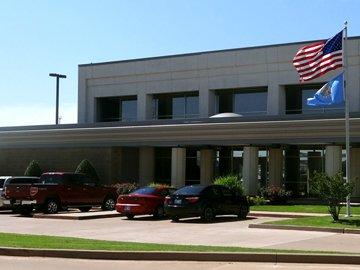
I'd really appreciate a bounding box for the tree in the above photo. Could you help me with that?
[75,159,100,183]
[311,172,353,221]
[24,160,42,177]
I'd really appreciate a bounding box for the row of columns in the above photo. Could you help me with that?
[137,146,360,196]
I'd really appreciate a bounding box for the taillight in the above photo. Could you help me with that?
[164,196,171,205]
[185,197,199,204]
[30,187,38,197]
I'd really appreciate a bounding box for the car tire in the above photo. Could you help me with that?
[153,205,165,219]
[18,206,33,216]
[43,199,59,214]
[101,196,116,211]
[201,207,214,222]
[126,214,134,219]
[237,205,249,220]
[78,206,92,212]
[171,216,179,222]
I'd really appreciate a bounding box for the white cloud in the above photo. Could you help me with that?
[0,103,77,127]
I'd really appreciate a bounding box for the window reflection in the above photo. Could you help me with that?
[216,88,268,115]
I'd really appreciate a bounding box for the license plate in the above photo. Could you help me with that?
[174,199,182,205]
[124,206,131,211]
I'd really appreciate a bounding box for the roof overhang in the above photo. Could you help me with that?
[0,118,359,149]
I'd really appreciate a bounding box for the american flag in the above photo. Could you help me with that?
[293,31,343,82]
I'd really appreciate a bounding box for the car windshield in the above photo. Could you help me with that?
[174,185,205,196]
[131,187,157,195]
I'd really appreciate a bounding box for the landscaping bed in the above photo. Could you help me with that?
[266,215,360,230]
[251,204,360,215]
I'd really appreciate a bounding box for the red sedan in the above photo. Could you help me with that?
[116,186,175,219]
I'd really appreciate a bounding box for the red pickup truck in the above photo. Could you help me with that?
[4,172,117,215]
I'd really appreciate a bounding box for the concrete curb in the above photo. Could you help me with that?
[0,247,359,265]
[249,223,360,234]
[32,212,121,220]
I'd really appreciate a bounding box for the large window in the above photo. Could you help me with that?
[215,87,267,115]
[154,148,171,184]
[185,149,200,185]
[153,92,199,119]
[286,84,344,114]
[97,96,137,122]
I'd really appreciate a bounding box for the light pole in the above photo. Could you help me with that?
[49,73,67,125]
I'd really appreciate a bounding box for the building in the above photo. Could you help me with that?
[1,37,360,197]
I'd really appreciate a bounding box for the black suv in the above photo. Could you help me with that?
[164,184,249,222]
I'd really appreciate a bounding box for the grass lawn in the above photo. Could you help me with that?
[251,204,360,215]
[0,232,354,255]
[266,215,360,229]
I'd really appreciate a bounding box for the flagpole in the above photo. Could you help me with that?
[343,21,351,217]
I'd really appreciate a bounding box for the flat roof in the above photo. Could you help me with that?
[79,36,360,67]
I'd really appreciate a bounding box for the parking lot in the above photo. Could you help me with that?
[1,210,360,253]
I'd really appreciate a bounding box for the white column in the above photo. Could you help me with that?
[325,145,342,176]
[242,146,259,195]
[137,93,153,121]
[171,148,186,188]
[350,148,360,197]
[268,148,283,187]
[139,147,154,186]
[200,149,214,185]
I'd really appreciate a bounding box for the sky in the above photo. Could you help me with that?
[0,0,359,127]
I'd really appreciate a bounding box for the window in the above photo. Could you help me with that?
[185,149,200,185]
[121,99,137,121]
[154,148,172,184]
[286,84,344,114]
[153,92,199,119]
[97,96,137,122]
[215,88,267,115]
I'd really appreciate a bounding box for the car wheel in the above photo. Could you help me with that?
[201,207,214,222]
[126,214,134,219]
[237,205,249,220]
[153,205,165,219]
[171,216,179,222]
[78,206,92,212]
[19,206,33,216]
[101,196,116,211]
[44,199,59,214]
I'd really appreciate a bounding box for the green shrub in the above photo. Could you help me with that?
[24,160,42,177]
[75,159,100,183]
[247,196,267,206]
[260,185,292,204]
[214,175,244,195]
[112,182,139,196]
[148,182,172,188]
[311,172,353,221]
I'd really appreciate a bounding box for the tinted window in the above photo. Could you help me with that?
[41,175,65,184]
[234,91,267,115]
[8,178,40,184]
[121,99,137,121]
[174,186,205,196]
[0,179,5,188]
[131,187,157,195]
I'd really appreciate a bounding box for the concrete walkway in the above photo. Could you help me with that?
[1,257,359,270]
[0,211,359,253]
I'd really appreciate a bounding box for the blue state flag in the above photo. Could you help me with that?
[307,73,344,106]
